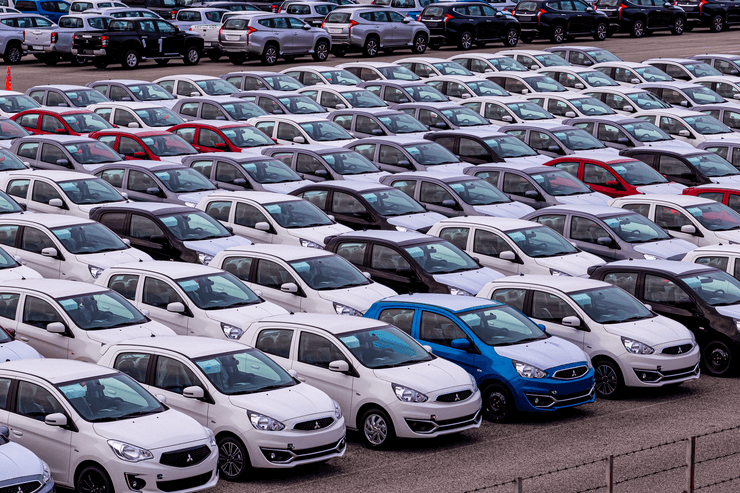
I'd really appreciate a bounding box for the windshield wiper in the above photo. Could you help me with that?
[118,410,158,420]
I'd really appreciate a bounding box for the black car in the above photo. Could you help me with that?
[595,0,686,37]
[590,260,740,376]
[188,1,268,11]
[419,2,521,49]
[676,0,740,31]
[513,0,610,43]
[620,147,740,187]
[425,128,542,165]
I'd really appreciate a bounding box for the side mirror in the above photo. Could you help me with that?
[287,369,298,378]
[643,303,652,311]
[149,234,168,244]
[233,178,247,186]
[190,91,200,97]
[495,10,503,16]
[329,360,350,372]
[302,23,311,29]
[524,190,540,199]
[122,238,131,246]
[315,169,329,177]
[395,267,414,277]
[41,247,58,258]
[574,83,584,90]
[521,88,529,94]
[678,129,691,137]
[402,16,411,22]
[501,115,513,123]
[605,180,620,188]
[371,128,384,136]
[680,100,689,107]
[214,142,228,149]
[664,1,671,6]
[461,93,471,99]
[399,159,411,167]
[255,221,270,231]
[500,250,516,261]
[422,344,433,354]
[622,105,634,112]
[734,94,740,100]
[56,158,70,167]
[564,111,577,118]
[273,109,284,114]
[562,316,581,327]
[47,322,65,334]
[363,271,371,279]
[45,413,67,427]
[631,78,641,84]
[167,302,185,313]
[55,128,67,135]
[155,394,167,405]
[441,199,456,208]
[681,224,696,234]
[48,198,64,208]
[547,145,561,153]
[450,338,470,350]
[281,282,299,293]
[146,186,161,196]
[596,236,613,246]
[335,103,346,110]
[133,151,147,158]
[127,122,140,128]
[435,122,448,129]
[182,386,204,399]
[293,136,306,144]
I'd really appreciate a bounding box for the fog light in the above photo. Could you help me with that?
[125,474,146,491]
[526,394,555,408]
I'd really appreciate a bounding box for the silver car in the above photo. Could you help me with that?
[322,7,429,57]
[218,13,331,65]
[22,14,111,65]
[280,1,336,26]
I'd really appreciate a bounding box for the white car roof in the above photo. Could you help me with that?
[0,212,93,228]
[435,216,540,231]
[2,170,100,182]
[106,260,224,280]
[112,335,254,359]
[251,313,388,335]
[218,244,334,261]
[611,193,715,207]
[0,358,118,384]
[203,190,301,204]
[490,275,610,293]
[0,279,108,297]
[89,102,168,110]
[633,108,706,118]
[685,244,740,256]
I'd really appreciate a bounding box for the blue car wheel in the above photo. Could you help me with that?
[483,383,513,422]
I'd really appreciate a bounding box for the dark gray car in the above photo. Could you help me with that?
[394,102,495,130]
[171,96,267,121]
[219,70,304,91]
[262,144,389,182]
[345,135,471,173]
[235,90,329,116]
[563,115,695,150]
[86,79,178,108]
[330,108,429,138]
[503,122,615,157]
[10,135,123,172]
[544,46,622,67]
[358,80,449,104]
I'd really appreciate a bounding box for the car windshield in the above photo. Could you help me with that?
[683,62,721,78]
[221,125,274,147]
[262,75,303,91]
[220,101,266,121]
[553,129,606,150]
[681,270,740,306]
[241,159,301,183]
[0,95,38,114]
[404,240,479,274]
[128,83,176,101]
[459,304,547,346]
[322,151,379,175]
[405,84,448,102]
[534,53,569,67]
[62,112,113,133]
[320,70,362,85]
[622,121,671,142]
[579,71,617,87]
[485,136,538,158]
[378,113,427,133]
[525,76,566,92]
[194,348,297,395]
[449,178,510,205]
[684,86,726,104]
[635,66,673,82]
[486,56,528,72]
[264,199,332,228]
[341,90,386,108]
[530,170,593,196]
[58,291,147,330]
[290,254,369,290]
[57,373,165,423]
[134,107,183,127]
[607,160,667,185]
[177,272,261,310]
[432,62,472,76]
[440,107,490,127]
[467,80,508,97]
[684,115,732,135]
[52,222,127,254]
[586,49,621,63]
[277,96,327,115]
[0,191,21,214]
[404,142,460,165]
[570,97,615,116]
[507,226,577,257]
[299,121,353,141]
[570,286,652,323]
[603,212,670,242]
[154,168,216,193]
[0,149,27,171]
[64,142,121,164]
[687,153,738,177]
[626,91,671,109]
[194,79,238,96]
[362,188,425,216]
[505,102,554,120]
[64,89,108,107]
[377,66,420,81]
[686,202,740,231]
[141,134,197,156]
[59,178,123,204]
[338,326,432,369]
[161,211,231,240]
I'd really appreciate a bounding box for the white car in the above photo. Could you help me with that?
[425,75,510,102]
[497,49,570,70]
[0,428,54,493]
[479,276,700,397]
[694,75,740,101]
[97,261,287,340]
[297,85,387,111]
[592,61,674,86]
[281,66,363,86]
[428,217,604,277]
[581,86,673,116]
[0,213,152,282]
[99,336,346,479]
[0,245,41,281]
[248,115,356,146]
[0,359,218,493]
[88,102,185,130]
[634,108,740,146]
[209,245,397,315]
[396,57,474,78]
[243,314,482,448]
[537,66,619,91]
[523,91,617,119]
[642,58,721,81]
[0,279,175,361]
[154,74,239,99]
[336,61,422,82]
[0,170,127,218]
[448,53,530,74]
[461,96,557,125]
[196,191,351,248]
[682,244,740,278]
[0,90,41,118]
[609,194,740,246]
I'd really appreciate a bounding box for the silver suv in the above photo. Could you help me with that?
[322,7,429,57]
[218,12,331,65]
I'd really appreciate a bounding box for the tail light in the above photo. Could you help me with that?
[443,13,453,30]
[348,19,359,35]
[271,4,277,11]
[218,25,223,42]
[537,8,546,25]
[171,9,176,19]
[101,34,108,47]
[246,26,257,44]
[22,30,25,42]
[699,0,707,14]
[51,31,58,43]
[618,3,626,19]
[322,18,326,28]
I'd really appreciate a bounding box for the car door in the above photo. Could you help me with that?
[330,191,375,229]
[231,201,276,244]
[529,289,586,349]
[655,154,699,186]
[653,203,705,245]
[418,180,463,217]
[126,170,164,202]
[140,275,190,335]
[367,243,426,293]
[16,294,69,359]
[287,16,312,54]
[128,213,179,259]
[28,179,68,215]
[501,171,544,209]
[150,354,210,425]
[137,19,161,58]
[252,257,304,312]
[16,226,61,279]
[481,4,505,39]
[582,161,629,196]
[156,20,182,55]
[569,214,620,260]
[417,310,479,375]
[641,273,704,331]
[469,227,521,276]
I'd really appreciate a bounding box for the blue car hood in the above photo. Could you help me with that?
[493,336,588,371]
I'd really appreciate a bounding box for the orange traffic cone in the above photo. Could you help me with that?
[4,67,9,91]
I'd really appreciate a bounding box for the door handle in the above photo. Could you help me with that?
[12,430,22,437]
[19,336,28,342]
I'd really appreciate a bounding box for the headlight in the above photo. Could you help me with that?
[222,322,243,340]
[392,383,428,403]
[333,302,363,316]
[107,440,154,462]
[184,201,196,208]
[395,225,411,232]
[41,461,51,484]
[332,399,342,419]
[513,360,547,379]
[549,269,571,277]
[247,411,285,431]
[449,286,473,296]
[469,373,478,393]
[622,337,654,354]
[735,320,740,332]
[196,251,213,265]
[88,265,104,279]
[204,426,216,446]
[585,356,592,369]
[300,238,323,249]
[642,254,659,261]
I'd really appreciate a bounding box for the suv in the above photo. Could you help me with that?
[595,0,686,37]
[418,2,520,49]
[512,0,609,43]
[620,147,740,187]
[676,0,740,31]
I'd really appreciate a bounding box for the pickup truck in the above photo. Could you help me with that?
[23,13,111,65]
[72,16,204,69]
[1,13,57,64]
[188,10,254,60]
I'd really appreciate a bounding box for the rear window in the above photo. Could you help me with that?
[324,11,349,22]
[422,5,444,16]
[516,1,538,11]
[40,1,69,11]
[109,19,134,29]
[60,16,83,27]
[598,0,618,5]
[223,18,248,29]
[14,1,38,11]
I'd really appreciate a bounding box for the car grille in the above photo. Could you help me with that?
[436,390,473,402]
[662,344,693,355]
[157,472,213,492]
[293,417,334,431]
[552,366,589,380]
[0,482,41,493]
[159,445,211,468]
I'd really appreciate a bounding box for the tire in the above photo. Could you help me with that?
[457,30,473,49]
[363,36,379,57]
[521,34,535,43]
[183,45,200,65]
[360,407,395,449]
[482,383,514,422]
[76,465,113,493]
[411,33,427,54]
[593,21,608,40]
[228,54,246,65]
[550,24,565,43]
[671,16,685,34]
[92,58,108,69]
[685,22,694,31]
[332,46,347,57]
[217,435,250,482]
[70,55,87,66]
[42,55,59,66]
[262,44,278,65]
[703,340,734,376]
[428,40,442,50]
[503,27,519,47]
[3,43,22,65]
[121,49,139,69]
[312,40,329,61]
[711,14,724,32]
[630,19,645,38]
[207,50,222,61]
[594,359,623,399]
[155,59,169,66]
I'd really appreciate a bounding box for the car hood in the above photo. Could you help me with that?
[157,156,188,165]
[261,180,314,194]
[711,175,740,185]
[93,408,209,449]
[317,282,397,313]
[76,248,153,269]
[473,201,535,218]
[177,190,219,206]
[534,253,604,277]
[713,230,740,243]
[0,442,44,479]
[85,321,176,346]
[204,301,288,328]
[286,223,352,246]
[372,358,473,393]
[493,336,587,370]
[228,382,334,421]
[503,155,551,166]
[641,139,695,149]
[555,192,610,206]
[343,171,391,183]
[0,265,42,281]
[635,182,687,194]
[633,238,696,260]
[433,267,504,295]
[602,315,693,345]
[77,201,128,213]
[0,340,42,361]
[183,235,253,256]
[425,163,470,174]
[386,211,446,231]
[0,140,13,149]
[714,304,740,319]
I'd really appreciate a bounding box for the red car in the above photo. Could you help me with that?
[683,184,740,213]
[168,120,275,153]
[545,153,686,198]
[89,128,198,162]
[13,107,113,136]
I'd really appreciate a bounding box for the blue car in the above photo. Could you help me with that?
[365,294,596,421]
[14,0,70,22]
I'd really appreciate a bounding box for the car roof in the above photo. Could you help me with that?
[532,204,628,216]
[175,97,245,105]
[391,171,468,181]
[15,135,98,144]
[691,183,740,191]
[492,275,609,293]
[614,193,714,206]
[638,81,702,89]
[643,58,699,64]
[94,202,193,214]
[90,101,169,110]
[92,79,157,85]
[352,135,429,145]
[396,101,476,110]
[332,107,399,117]
[254,313,387,334]
[107,260,224,279]
[377,293,498,312]
[204,190,300,203]
[0,212,93,228]
[338,62,404,69]
[506,121,572,131]
[430,128,505,138]
[177,120,247,128]
[98,159,182,171]
[3,170,101,182]
[436,216,542,231]
[219,244,333,261]
[602,259,711,275]
[251,114,329,123]
[112,335,255,358]
[0,358,118,384]
[28,85,92,91]
[0,278,108,297]
[331,230,439,245]
[269,144,346,154]
[22,107,92,115]
[566,115,642,125]
[298,181,386,192]
[566,149,634,162]
[634,108,703,118]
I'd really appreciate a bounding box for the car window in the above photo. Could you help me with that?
[296,153,326,174]
[255,328,293,359]
[221,256,253,282]
[107,273,139,301]
[31,180,62,204]
[695,256,729,272]
[371,244,409,271]
[20,227,55,254]
[113,352,150,383]
[234,202,269,228]
[419,311,469,347]
[204,201,231,222]
[377,308,415,335]
[154,356,201,395]
[602,272,638,296]
[475,170,500,188]
[531,290,577,322]
[335,241,366,266]
[22,295,63,329]
[297,331,346,368]
[438,227,469,251]
[502,172,536,196]
[298,189,327,209]
[15,381,66,421]
[39,144,67,166]
[491,288,526,312]
[129,214,163,239]
[644,274,691,305]
[570,216,610,244]
[331,191,366,214]
[654,205,692,231]
[255,259,296,290]
[127,170,158,193]
[473,229,512,257]
[17,142,39,159]
[142,277,184,309]
[530,214,566,235]
[419,181,454,206]
[7,179,29,199]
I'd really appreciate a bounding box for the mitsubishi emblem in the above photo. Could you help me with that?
[186,454,193,463]
[314,421,320,430]
[17,487,22,493]
[454,393,460,402]
[678,347,683,354]
[571,370,577,378]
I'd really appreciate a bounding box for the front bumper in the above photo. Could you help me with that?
[511,371,596,412]
[387,389,483,438]
[620,343,701,387]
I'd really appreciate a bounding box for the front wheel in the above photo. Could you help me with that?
[412,33,427,54]
[121,49,139,69]
[76,465,113,493]
[593,21,608,40]
[711,14,724,32]
[671,17,685,34]
[703,340,734,376]
[594,359,623,399]
[360,407,395,449]
[312,40,329,61]
[550,24,566,43]
[482,383,514,422]
[363,36,379,57]
[183,46,200,65]
[457,30,474,49]
[503,27,519,47]
[217,436,250,481]
[630,19,645,38]
[261,44,278,65]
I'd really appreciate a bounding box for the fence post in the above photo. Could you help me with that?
[686,436,696,493]
[513,477,522,493]
[606,455,613,493]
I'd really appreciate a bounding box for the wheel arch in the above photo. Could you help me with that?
[355,401,394,431]
[74,460,112,491]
